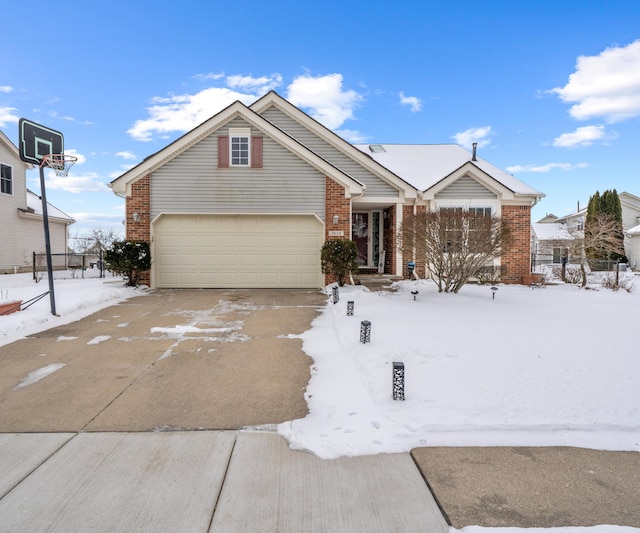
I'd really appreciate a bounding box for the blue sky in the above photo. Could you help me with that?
[2,0,640,243]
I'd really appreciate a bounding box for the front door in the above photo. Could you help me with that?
[352,211,382,268]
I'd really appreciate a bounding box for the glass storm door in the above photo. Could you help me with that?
[352,213,369,266]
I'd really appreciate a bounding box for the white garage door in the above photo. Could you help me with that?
[153,214,324,288]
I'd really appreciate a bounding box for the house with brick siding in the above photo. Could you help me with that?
[109,91,543,289]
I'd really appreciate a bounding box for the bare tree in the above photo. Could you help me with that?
[550,213,625,287]
[71,228,121,253]
[398,208,510,293]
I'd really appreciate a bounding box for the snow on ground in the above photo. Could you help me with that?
[278,277,639,459]
[0,272,144,348]
[2,270,639,533]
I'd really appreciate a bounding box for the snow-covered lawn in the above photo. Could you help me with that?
[278,277,640,460]
[2,271,639,533]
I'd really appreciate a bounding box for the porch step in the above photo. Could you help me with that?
[353,274,403,291]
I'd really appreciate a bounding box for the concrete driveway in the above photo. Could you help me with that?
[0,289,326,432]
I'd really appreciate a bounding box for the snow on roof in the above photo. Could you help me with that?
[354,143,543,197]
[26,189,74,222]
[532,222,573,241]
[626,224,640,236]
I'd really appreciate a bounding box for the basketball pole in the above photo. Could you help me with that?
[38,164,57,316]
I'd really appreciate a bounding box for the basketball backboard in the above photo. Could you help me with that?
[18,118,64,165]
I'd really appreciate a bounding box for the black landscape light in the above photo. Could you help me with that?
[360,320,371,343]
[392,362,405,401]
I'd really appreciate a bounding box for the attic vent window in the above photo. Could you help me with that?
[369,144,386,153]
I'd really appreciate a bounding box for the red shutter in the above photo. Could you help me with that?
[218,136,229,168]
[251,136,263,168]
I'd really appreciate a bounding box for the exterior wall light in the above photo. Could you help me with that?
[332,214,340,225]
[132,213,141,223]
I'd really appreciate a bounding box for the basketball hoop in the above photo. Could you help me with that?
[41,154,78,177]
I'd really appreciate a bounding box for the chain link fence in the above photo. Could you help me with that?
[32,251,106,280]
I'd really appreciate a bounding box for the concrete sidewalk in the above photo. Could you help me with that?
[0,431,449,533]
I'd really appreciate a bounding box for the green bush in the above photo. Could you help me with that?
[321,239,358,287]
[104,240,151,287]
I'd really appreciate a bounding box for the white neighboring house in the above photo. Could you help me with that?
[620,192,640,268]
[535,192,640,270]
[531,220,575,267]
[0,130,75,274]
[627,225,640,270]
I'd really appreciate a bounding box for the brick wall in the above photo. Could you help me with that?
[125,174,151,286]
[400,205,428,279]
[383,205,397,276]
[324,177,352,285]
[501,204,532,284]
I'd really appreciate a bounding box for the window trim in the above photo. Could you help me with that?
[229,128,251,167]
[0,163,12,195]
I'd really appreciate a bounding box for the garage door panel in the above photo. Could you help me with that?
[153,215,323,288]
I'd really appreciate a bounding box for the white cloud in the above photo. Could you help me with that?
[71,211,123,223]
[399,91,422,112]
[193,72,225,82]
[336,129,367,144]
[63,149,86,165]
[226,73,283,94]
[0,86,13,93]
[128,72,361,142]
[552,125,612,148]
[286,73,363,130]
[506,162,588,173]
[43,171,109,193]
[551,40,640,123]
[128,87,257,141]
[0,106,19,127]
[452,126,492,149]
[115,151,136,160]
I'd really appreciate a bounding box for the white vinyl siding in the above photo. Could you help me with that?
[150,118,325,221]
[260,107,398,198]
[435,175,497,199]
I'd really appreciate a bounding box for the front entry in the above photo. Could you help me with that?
[352,211,383,269]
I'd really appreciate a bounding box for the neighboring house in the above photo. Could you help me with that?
[109,91,543,289]
[0,129,75,274]
[531,220,575,267]
[620,192,640,265]
[626,225,640,270]
[537,192,640,269]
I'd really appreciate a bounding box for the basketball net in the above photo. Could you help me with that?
[41,154,78,177]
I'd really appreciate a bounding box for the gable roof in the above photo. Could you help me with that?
[620,191,640,209]
[532,222,573,241]
[251,92,418,199]
[0,129,33,169]
[354,143,543,202]
[110,99,365,197]
[19,189,75,224]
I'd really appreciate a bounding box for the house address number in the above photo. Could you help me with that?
[328,230,344,237]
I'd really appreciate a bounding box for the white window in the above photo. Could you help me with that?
[229,128,250,166]
[0,163,12,195]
